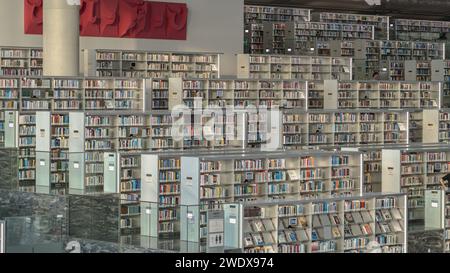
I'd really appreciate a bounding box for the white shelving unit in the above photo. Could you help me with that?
[180,150,363,246]
[0,47,43,77]
[237,54,352,80]
[83,49,222,79]
[382,146,450,231]
[225,193,407,253]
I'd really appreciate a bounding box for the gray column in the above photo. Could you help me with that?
[43,0,80,77]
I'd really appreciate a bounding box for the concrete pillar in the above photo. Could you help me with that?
[43,0,80,77]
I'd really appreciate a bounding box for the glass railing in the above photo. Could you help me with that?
[0,147,429,253]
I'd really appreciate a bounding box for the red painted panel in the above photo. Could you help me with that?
[99,0,119,37]
[24,0,43,35]
[24,0,187,40]
[147,2,167,39]
[80,0,101,36]
[166,3,188,40]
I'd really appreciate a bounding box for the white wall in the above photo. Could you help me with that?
[0,0,243,76]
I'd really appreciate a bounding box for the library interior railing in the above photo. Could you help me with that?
[0,147,439,253]
[0,188,209,253]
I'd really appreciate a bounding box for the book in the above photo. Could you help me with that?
[263,232,274,244]
[286,230,298,242]
[311,229,319,241]
[288,217,298,227]
[298,216,308,228]
[323,226,333,240]
[287,170,300,180]
[361,211,372,222]
[390,221,403,232]
[252,234,264,246]
[278,232,287,244]
[352,212,364,224]
[375,223,382,234]
[316,228,324,240]
[390,208,403,220]
[344,225,352,236]
[244,221,253,233]
[253,220,265,232]
[375,211,383,222]
[312,215,322,227]
[332,227,341,238]
[331,214,341,225]
[345,213,355,224]
[296,229,309,242]
[361,224,373,235]
[244,235,254,247]
[351,224,363,236]
[319,215,331,226]
[380,223,391,233]
[381,210,392,221]
[263,219,275,231]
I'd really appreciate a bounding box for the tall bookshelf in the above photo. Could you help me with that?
[118,152,142,236]
[0,77,148,112]
[314,12,389,40]
[382,147,450,231]
[326,40,445,80]
[0,78,19,111]
[237,54,352,80]
[245,23,266,55]
[18,112,36,191]
[280,109,410,149]
[392,18,450,43]
[440,109,450,143]
[152,77,309,111]
[446,191,450,252]
[227,193,407,253]
[6,77,443,114]
[0,47,43,77]
[49,113,70,193]
[141,153,181,238]
[0,110,4,147]
[244,5,311,54]
[258,22,296,55]
[244,5,311,24]
[53,79,83,111]
[20,78,51,112]
[444,60,450,108]
[324,80,441,110]
[83,50,221,79]
[342,144,445,194]
[83,113,115,193]
[294,22,374,55]
[150,111,179,150]
[180,150,363,245]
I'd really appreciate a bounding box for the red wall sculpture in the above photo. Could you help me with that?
[24,0,43,34]
[24,0,188,40]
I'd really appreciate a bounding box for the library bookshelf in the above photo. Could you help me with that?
[224,193,407,253]
[325,40,445,80]
[314,12,390,40]
[83,49,222,79]
[0,47,43,77]
[244,5,311,54]
[180,150,364,247]
[382,146,450,231]
[237,54,352,81]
